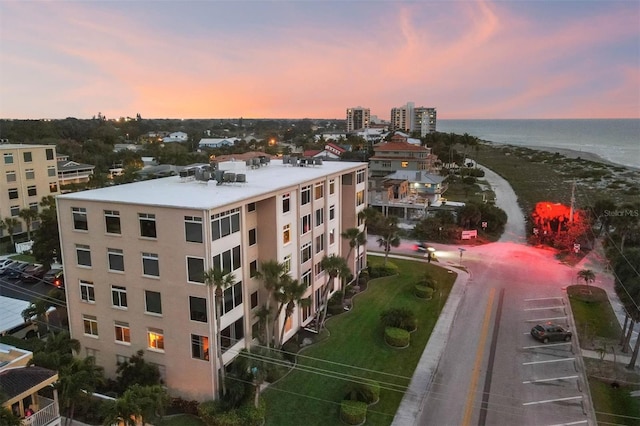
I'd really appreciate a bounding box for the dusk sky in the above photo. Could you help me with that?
[1,1,638,120]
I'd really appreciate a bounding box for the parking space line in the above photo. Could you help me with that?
[524,297,563,301]
[548,421,588,426]
[524,306,564,311]
[526,316,566,322]
[523,342,571,349]
[522,395,582,406]
[523,375,578,384]
[523,358,575,365]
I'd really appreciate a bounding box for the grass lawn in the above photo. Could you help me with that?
[567,285,622,349]
[263,257,457,426]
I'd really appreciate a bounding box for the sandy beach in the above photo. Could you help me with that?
[525,145,640,171]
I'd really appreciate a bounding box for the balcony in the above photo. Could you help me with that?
[21,396,60,426]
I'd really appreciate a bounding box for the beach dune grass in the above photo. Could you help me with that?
[262,256,456,426]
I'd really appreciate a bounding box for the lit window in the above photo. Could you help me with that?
[83,315,98,337]
[283,224,291,244]
[49,182,58,193]
[401,161,409,168]
[191,334,209,360]
[315,183,324,200]
[356,190,365,206]
[147,328,165,351]
[115,322,131,344]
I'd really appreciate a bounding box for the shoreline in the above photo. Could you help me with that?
[481,140,640,172]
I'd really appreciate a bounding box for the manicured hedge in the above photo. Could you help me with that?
[415,285,434,299]
[384,327,410,347]
[340,400,367,425]
[380,307,417,332]
[356,381,380,405]
[368,262,398,278]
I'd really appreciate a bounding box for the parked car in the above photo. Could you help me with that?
[21,264,50,284]
[43,268,64,289]
[0,258,16,270]
[530,323,572,343]
[1,262,30,279]
[0,320,39,339]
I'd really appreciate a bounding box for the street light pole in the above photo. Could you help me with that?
[458,248,466,266]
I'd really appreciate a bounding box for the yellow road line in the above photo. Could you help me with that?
[462,287,496,426]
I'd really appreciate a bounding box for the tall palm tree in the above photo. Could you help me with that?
[276,278,309,347]
[358,207,381,233]
[203,268,236,397]
[18,208,39,240]
[317,255,350,331]
[577,269,595,293]
[255,260,287,348]
[59,356,104,425]
[2,217,20,248]
[376,216,401,265]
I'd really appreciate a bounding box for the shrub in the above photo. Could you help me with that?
[368,262,398,278]
[238,399,266,426]
[415,285,433,299]
[347,381,380,404]
[462,176,476,185]
[170,397,200,415]
[198,400,226,425]
[340,400,367,425]
[384,327,410,347]
[380,307,417,332]
[358,270,369,285]
[417,274,437,289]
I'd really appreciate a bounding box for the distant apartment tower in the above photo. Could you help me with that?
[56,159,368,401]
[346,107,371,132]
[0,144,59,237]
[390,102,437,136]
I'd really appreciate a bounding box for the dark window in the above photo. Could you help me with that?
[27,186,36,196]
[108,248,125,271]
[105,210,121,234]
[139,213,157,238]
[112,286,127,308]
[76,245,92,267]
[8,188,18,200]
[145,290,162,314]
[282,194,290,213]
[142,253,159,277]
[185,216,203,243]
[223,282,243,314]
[72,207,88,230]
[46,149,54,160]
[189,296,207,322]
[221,317,244,352]
[250,291,258,309]
[187,257,204,283]
[249,228,257,246]
[247,202,256,212]
[23,152,32,162]
[250,260,258,278]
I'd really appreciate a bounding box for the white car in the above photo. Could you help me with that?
[0,258,16,271]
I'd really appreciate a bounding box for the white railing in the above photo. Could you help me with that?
[22,395,59,426]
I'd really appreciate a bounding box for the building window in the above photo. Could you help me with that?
[329,179,335,195]
[108,248,125,272]
[8,188,19,200]
[301,186,311,205]
[250,291,258,309]
[49,182,58,193]
[329,229,335,245]
[29,202,38,212]
[115,322,131,344]
[315,183,324,200]
[249,228,257,246]
[112,286,127,308]
[3,153,14,164]
[250,260,258,278]
[27,185,36,196]
[10,205,19,216]
[72,207,88,231]
[25,169,35,180]
[356,190,365,206]
[185,216,203,243]
[189,296,207,322]
[283,224,291,244]
[301,242,312,263]
[282,193,290,213]
[80,280,95,303]
[401,161,408,168]
[5,171,16,182]
[302,270,311,288]
[191,335,209,360]
[314,261,324,277]
[47,166,56,177]
[211,208,240,241]
[315,234,324,254]
[76,244,92,267]
[315,208,324,227]
[329,205,335,220]
[301,214,311,234]
[357,169,366,184]
[382,161,391,168]
[139,213,157,238]
[187,257,205,283]
[83,315,98,337]
[105,210,121,234]
[221,317,244,353]
[212,245,241,273]
[283,255,291,273]
[86,348,99,358]
[147,328,164,351]
[23,151,32,162]
[223,282,243,314]
[46,148,54,160]
[247,202,256,212]
[142,253,159,277]
[145,290,162,315]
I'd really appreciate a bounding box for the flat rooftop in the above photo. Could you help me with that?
[0,143,55,149]
[58,159,366,210]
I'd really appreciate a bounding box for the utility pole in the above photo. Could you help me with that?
[569,180,576,223]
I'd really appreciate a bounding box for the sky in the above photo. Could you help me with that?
[0,0,638,120]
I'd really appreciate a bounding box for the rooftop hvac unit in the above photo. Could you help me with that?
[236,173,247,183]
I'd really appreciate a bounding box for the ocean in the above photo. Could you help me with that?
[437,119,640,169]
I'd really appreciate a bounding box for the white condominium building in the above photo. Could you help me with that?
[56,158,368,400]
[390,102,437,136]
[346,107,371,132]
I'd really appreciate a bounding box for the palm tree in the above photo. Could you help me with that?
[203,268,236,397]
[376,216,401,265]
[102,384,168,426]
[255,260,287,348]
[276,278,309,347]
[253,304,272,345]
[18,208,39,240]
[358,207,381,233]
[577,269,596,293]
[59,356,104,425]
[317,255,350,331]
[2,217,20,248]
